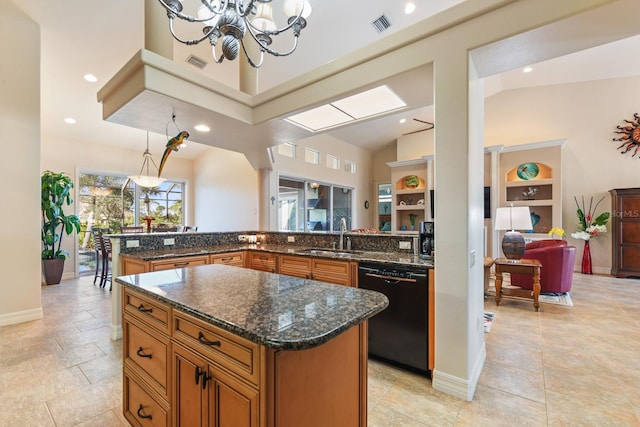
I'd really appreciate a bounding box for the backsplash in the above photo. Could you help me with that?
[115,231,417,254]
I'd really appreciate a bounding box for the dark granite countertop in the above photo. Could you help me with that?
[116,264,389,350]
[119,243,434,268]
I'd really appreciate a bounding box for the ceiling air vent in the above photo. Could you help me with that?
[372,14,391,33]
[186,54,207,69]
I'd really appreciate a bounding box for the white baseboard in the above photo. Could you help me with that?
[432,341,486,401]
[111,324,122,341]
[0,307,43,327]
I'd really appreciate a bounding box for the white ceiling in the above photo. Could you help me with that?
[14,0,640,162]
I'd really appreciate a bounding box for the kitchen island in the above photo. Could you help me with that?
[116,263,388,426]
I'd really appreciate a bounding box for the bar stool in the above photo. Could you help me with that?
[96,230,112,290]
[91,228,109,285]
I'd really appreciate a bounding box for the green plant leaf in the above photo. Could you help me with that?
[593,212,610,226]
[576,209,586,230]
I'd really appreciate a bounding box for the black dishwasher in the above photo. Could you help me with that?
[358,262,429,374]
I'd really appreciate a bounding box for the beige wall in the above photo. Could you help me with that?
[486,76,640,273]
[0,1,42,324]
[193,147,259,232]
[40,135,196,278]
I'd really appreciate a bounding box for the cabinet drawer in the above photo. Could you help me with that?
[211,251,245,267]
[124,317,170,401]
[249,252,276,273]
[150,255,209,271]
[123,368,170,427]
[173,310,260,385]
[124,288,171,335]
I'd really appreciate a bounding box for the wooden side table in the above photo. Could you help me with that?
[494,258,542,311]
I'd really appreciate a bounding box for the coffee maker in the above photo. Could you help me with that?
[419,221,434,259]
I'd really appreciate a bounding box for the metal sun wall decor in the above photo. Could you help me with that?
[613,113,640,157]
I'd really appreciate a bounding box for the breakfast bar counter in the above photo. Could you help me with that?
[115,263,388,426]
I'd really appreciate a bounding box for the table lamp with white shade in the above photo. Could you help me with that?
[495,204,533,261]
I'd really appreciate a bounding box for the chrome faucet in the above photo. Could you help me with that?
[339,217,347,250]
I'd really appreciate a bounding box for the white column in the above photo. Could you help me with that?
[431,47,486,401]
[110,238,123,340]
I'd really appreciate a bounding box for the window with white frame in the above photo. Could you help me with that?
[344,160,356,174]
[326,154,340,170]
[277,142,296,158]
[305,148,320,164]
[277,176,352,232]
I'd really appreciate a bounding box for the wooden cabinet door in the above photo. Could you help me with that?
[173,344,208,427]
[278,255,312,279]
[209,367,259,427]
[249,252,276,273]
[311,259,352,286]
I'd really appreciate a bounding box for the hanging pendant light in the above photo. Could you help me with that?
[128,132,166,188]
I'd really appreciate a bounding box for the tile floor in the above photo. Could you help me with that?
[0,273,639,426]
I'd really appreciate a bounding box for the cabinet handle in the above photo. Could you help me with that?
[136,346,152,359]
[173,262,189,267]
[201,371,212,390]
[137,304,153,313]
[197,331,221,347]
[137,404,152,420]
[195,366,203,385]
[220,257,233,261]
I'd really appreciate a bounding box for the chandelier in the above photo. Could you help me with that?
[128,132,166,188]
[157,0,312,68]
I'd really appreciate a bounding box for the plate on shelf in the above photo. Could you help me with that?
[405,175,420,188]
[516,163,539,180]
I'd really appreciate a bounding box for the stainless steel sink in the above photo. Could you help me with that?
[298,248,364,257]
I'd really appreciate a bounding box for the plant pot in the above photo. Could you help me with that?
[42,258,65,285]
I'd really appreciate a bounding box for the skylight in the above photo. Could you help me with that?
[285,85,407,132]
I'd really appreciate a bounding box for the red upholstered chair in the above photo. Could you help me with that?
[510,239,576,293]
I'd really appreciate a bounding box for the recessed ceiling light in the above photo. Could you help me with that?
[83,74,97,82]
[64,117,76,124]
[404,2,416,14]
[523,67,533,73]
[194,124,210,132]
[400,118,407,124]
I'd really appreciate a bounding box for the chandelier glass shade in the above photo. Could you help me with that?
[128,133,166,188]
[157,0,312,68]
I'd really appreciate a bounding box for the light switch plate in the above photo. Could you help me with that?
[126,240,139,248]
[164,238,175,246]
[399,241,411,250]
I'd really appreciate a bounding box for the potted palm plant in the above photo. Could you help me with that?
[41,170,81,284]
